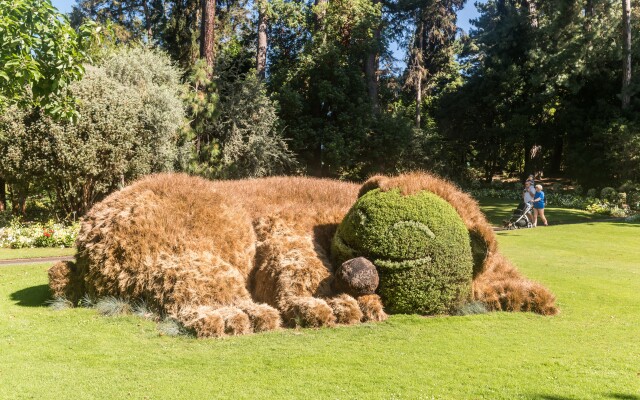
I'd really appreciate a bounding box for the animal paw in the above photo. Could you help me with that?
[357,294,388,322]
[326,294,363,325]
[283,297,336,328]
[178,305,252,337]
[237,301,282,332]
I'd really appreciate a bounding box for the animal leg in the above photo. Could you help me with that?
[473,253,558,315]
[355,294,388,322]
[252,217,362,327]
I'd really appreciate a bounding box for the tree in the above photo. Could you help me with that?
[365,0,382,114]
[200,0,216,73]
[622,0,632,110]
[0,0,97,118]
[256,0,268,80]
[0,47,186,216]
[191,72,297,178]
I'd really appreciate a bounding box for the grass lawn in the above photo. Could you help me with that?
[0,247,75,260]
[1,221,639,399]
[478,197,602,226]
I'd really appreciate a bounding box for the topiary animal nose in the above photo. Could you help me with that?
[334,257,379,297]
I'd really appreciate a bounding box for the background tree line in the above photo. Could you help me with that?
[0,0,638,219]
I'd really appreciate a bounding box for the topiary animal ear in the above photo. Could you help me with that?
[358,175,389,198]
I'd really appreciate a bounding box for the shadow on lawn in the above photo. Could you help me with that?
[532,394,640,400]
[606,394,640,400]
[10,284,50,307]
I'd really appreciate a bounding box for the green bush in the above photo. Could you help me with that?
[0,46,186,216]
[587,188,597,198]
[331,188,473,315]
[573,185,584,195]
[628,192,640,210]
[600,187,617,201]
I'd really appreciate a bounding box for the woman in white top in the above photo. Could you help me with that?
[523,180,535,203]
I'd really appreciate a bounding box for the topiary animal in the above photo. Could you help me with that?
[49,172,557,338]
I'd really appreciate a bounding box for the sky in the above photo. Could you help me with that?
[51,0,483,32]
[50,0,483,66]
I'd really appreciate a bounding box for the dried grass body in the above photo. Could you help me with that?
[49,172,557,339]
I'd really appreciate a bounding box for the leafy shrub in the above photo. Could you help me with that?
[0,219,79,248]
[468,188,521,201]
[625,213,640,223]
[573,185,584,195]
[585,200,613,215]
[587,188,597,198]
[192,72,297,179]
[600,187,617,201]
[618,181,640,193]
[332,188,473,315]
[610,206,627,218]
[628,192,640,210]
[0,46,186,216]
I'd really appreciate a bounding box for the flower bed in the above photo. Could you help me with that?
[0,219,79,248]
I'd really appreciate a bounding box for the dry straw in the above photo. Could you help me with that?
[49,172,557,338]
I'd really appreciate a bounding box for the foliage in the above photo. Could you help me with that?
[190,70,297,178]
[332,188,473,315]
[0,46,186,216]
[600,187,617,202]
[0,0,98,118]
[0,219,79,248]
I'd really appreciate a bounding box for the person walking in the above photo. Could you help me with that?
[523,180,535,203]
[533,184,548,226]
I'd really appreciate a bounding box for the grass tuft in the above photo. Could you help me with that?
[157,317,191,337]
[78,293,96,308]
[95,296,132,316]
[46,296,73,311]
[454,301,488,316]
[131,299,158,321]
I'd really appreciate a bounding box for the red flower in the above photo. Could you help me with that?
[43,229,54,238]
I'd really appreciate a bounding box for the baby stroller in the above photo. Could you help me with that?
[504,202,534,229]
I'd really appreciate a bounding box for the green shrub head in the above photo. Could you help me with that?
[616,192,627,206]
[601,187,617,201]
[586,188,597,198]
[573,184,583,195]
[331,188,473,315]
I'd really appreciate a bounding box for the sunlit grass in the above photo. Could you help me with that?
[0,247,75,260]
[1,221,638,399]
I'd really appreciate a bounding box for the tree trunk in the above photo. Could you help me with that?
[550,133,564,174]
[314,0,328,31]
[0,179,5,212]
[584,0,594,31]
[414,21,424,129]
[365,0,381,114]
[200,0,216,74]
[524,0,538,28]
[257,0,268,80]
[141,0,153,39]
[622,0,632,110]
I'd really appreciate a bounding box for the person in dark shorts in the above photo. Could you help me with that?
[533,184,548,226]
